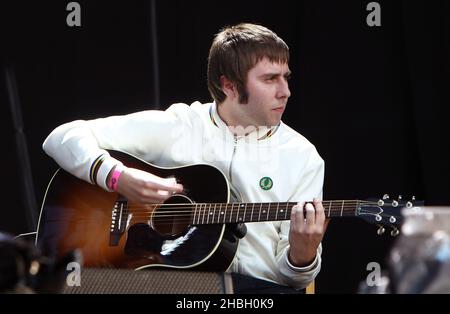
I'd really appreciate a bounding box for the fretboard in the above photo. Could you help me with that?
[191,200,361,225]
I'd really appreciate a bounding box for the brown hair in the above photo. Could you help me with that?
[207,23,290,104]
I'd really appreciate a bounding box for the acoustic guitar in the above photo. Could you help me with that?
[36,150,420,271]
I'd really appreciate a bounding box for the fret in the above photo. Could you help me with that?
[236,203,240,223]
[212,204,217,224]
[215,203,220,224]
[193,203,198,224]
[250,203,255,222]
[223,203,227,223]
[275,202,279,220]
[238,203,244,222]
[213,204,220,223]
[216,203,219,224]
[229,203,234,223]
[258,203,262,221]
[196,204,200,224]
[210,204,215,223]
[242,203,247,223]
[206,204,211,224]
[201,204,206,224]
[340,200,344,217]
[220,204,225,223]
[196,204,199,224]
[194,204,199,224]
[284,202,289,220]
[328,200,332,218]
[266,203,270,221]
[277,202,285,220]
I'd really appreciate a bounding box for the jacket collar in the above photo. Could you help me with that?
[209,102,280,142]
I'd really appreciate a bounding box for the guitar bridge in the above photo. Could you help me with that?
[110,196,129,246]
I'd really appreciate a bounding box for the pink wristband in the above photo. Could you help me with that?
[108,165,124,192]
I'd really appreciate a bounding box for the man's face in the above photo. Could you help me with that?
[240,57,291,127]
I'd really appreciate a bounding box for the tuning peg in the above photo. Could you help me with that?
[412,196,416,201]
[406,201,413,208]
[383,194,390,200]
[390,228,400,237]
[392,200,399,207]
[377,199,384,206]
[377,226,385,235]
[389,216,397,223]
[398,195,402,200]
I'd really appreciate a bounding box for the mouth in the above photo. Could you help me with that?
[272,107,285,113]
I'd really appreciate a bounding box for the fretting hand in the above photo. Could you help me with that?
[288,198,329,267]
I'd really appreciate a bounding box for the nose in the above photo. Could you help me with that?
[277,79,291,99]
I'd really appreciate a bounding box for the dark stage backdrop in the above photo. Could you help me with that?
[1,0,449,293]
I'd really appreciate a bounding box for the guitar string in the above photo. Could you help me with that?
[127,210,371,220]
[121,200,378,211]
[108,208,401,226]
[54,200,398,225]
[112,207,398,222]
[109,201,385,216]
[124,199,376,207]
[119,201,384,215]
[48,207,398,226]
[115,206,370,217]
[65,214,398,227]
[124,207,363,216]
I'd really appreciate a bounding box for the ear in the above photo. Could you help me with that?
[220,75,237,100]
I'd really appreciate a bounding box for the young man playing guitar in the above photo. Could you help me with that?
[42,23,327,293]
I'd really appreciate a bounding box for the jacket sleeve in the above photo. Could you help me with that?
[275,148,325,289]
[42,103,192,191]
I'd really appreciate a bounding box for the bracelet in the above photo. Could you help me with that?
[108,164,124,192]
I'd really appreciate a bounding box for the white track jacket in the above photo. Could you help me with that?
[43,101,325,289]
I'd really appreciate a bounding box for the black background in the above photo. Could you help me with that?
[1,0,449,293]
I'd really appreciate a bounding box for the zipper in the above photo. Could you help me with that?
[228,135,238,183]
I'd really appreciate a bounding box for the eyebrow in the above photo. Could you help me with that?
[260,70,292,79]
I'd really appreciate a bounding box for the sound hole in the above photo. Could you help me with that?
[152,195,193,237]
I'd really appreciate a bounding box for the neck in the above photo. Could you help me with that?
[216,101,262,137]
[190,200,362,225]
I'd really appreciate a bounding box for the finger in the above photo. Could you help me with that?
[164,177,184,192]
[140,189,171,203]
[313,198,325,226]
[291,202,305,227]
[157,177,184,191]
[145,180,184,193]
[131,169,184,193]
[157,189,170,196]
[304,202,315,225]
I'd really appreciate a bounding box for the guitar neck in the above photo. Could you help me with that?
[191,200,361,225]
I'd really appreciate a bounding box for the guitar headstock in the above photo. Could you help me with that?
[357,195,424,236]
